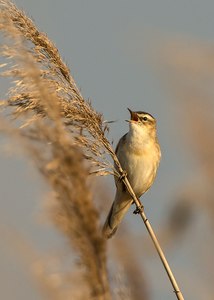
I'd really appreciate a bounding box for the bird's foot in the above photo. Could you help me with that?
[119,170,127,181]
[133,204,144,214]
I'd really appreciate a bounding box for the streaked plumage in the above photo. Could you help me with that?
[102,109,161,238]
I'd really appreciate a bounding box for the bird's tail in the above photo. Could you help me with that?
[102,192,132,239]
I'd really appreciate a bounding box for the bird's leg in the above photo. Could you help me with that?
[133,203,144,214]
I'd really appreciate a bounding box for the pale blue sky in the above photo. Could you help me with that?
[1,1,214,299]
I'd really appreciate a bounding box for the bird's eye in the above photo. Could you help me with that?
[143,116,148,121]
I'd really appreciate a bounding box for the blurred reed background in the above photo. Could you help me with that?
[0,1,214,300]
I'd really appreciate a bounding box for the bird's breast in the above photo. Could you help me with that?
[117,141,160,197]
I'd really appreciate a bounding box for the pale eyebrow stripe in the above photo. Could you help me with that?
[136,111,155,120]
[139,114,154,122]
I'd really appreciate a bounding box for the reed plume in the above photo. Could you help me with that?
[0,1,184,299]
[0,1,112,299]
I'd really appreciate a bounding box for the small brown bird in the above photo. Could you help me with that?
[102,108,161,238]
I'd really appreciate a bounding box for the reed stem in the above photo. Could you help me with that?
[113,155,185,300]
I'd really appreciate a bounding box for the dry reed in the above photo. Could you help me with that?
[0,1,185,299]
[0,1,111,299]
[113,229,149,300]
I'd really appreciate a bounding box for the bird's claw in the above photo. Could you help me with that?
[119,170,127,181]
[133,205,144,214]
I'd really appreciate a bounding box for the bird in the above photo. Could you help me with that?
[102,108,161,238]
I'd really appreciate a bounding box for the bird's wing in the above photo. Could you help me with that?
[115,133,127,155]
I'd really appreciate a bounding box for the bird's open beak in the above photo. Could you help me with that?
[126,108,138,122]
